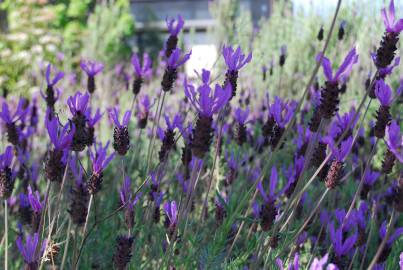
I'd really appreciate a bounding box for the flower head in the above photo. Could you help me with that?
[363,169,381,186]
[329,222,357,257]
[131,52,152,78]
[120,176,141,210]
[137,95,152,119]
[16,233,47,265]
[0,98,29,124]
[379,220,403,246]
[28,186,44,214]
[0,146,13,170]
[316,47,359,84]
[184,69,232,117]
[222,45,252,71]
[257,166,278,203]
[67,91,90,116]
[166,15,184,36]
[108,108,132,129]
[89,141,115,175]
[324,136,354,162]
[163,200,178,226]
[80,60,104,76]
[375,80,393,106]
[167,48,191,69]
[45,114,75,151]
[234,107,250,124]
[381,0,403,33]
[379,57,400,77]
[269,96,296,128]
[385,120,402,162]
[45,64,64,87]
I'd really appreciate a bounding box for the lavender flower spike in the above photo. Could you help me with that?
[161,48,191,92]
[164,200,178,237]
[184,69,232,158]
[374,80,393,138]
[165,15,185,58]
[46,114,74,151]
[131,52,152,95]
[329,222,357,258]
[385,120,403,162]
[0,145,14,199]
[109,108,132,156]
[67,91,90,116]
[381,0,403,33]
[0,98,29,145]
[87,141,115,194]
[16,232,47,270]
[222,45,252,97]
[316,47,359,84]
[80,59,104,94]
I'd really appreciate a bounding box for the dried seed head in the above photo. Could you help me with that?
[0,167,13,199]
[43,241,60,263]
[112,235,134,270]
[113,127,130,156]
[191,115,213,159]
[325,160,344,189]
[87,172,103,195]
[45,150,65,183]
[374,105,391,139]
[375,32,399,69]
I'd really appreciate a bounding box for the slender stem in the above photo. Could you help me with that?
[74,194,94,269]
[343,138,378,226]
[4,200,8,270]
[367,209,396,270]
[146,92,166,174]
[60,218,72,270]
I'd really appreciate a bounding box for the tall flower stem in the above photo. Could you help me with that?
[146,92,166,174]
[74,194,93,269]
[367,209,396,270]
[60,218,72,270]
[4,200,8,270]
[343,137,378,225]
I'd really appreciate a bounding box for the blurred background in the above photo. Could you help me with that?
[0,0,401,103]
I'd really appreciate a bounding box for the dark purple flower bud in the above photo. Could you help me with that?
[268,97,296,148]
[279,45,287,66]
[257,167,279,231]
[112,235,134,270]
[374,80,393,138]
[317,25,324,41]
[222,45,252,97]
[0,98,29,146]
[158,114,182,162]
[42,64,64,113]
[0,146,14,199]
[233,107,249,145]
[329,222,357,258]
[131,53,152,95]
[45,114,74,182]
[68,158,89,226]
[67,91,92,151]
[109,108,131,156]
[164,200,178,237]
[165,15,185,58]
[384,120,402,163]
[184,70,231,158]
[87,141,115,194]
[18,193,32,225]
[338,21,346,40]
[136,95,152,129]
[120,176,141,229]
[16,232,47,270]
[162,48,191,92]
[85,107,103,146]
[80,59,104,94]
